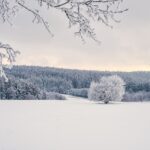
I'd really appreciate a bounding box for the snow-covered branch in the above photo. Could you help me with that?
[0,0,128,42]
[0,42,19,81]
[37,0,128,42]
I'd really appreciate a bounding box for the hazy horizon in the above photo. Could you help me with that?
[11,64,150,73]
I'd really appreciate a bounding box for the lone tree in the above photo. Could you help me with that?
[88,75,125,104]
[0,0,128,80]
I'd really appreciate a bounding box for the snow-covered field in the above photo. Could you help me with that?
[0,96,150,150]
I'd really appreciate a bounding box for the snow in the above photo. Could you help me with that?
[0,96,150,150]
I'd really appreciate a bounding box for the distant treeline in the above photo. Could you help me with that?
[1,65,150,100]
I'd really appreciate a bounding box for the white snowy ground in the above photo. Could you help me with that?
[0,96,150,150]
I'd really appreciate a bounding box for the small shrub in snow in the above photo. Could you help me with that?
[123,91,150,102]
[45,92,66,100]
[68,88,88,98]
[88,75,125,104]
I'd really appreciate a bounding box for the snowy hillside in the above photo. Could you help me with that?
[0,97,150,150]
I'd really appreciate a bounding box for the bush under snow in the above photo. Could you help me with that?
[44,92,66,100]
[68,88,88,98]
[88,75,125,103]
[123,91,150,102]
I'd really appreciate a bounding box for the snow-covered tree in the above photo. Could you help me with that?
[88,75,125,103]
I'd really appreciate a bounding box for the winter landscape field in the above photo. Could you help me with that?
[0,95,150,150]
[1,0,150,150]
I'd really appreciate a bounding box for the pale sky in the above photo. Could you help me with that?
[0,0,150,71]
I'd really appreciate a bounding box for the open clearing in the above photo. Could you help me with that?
[0,96,150,150]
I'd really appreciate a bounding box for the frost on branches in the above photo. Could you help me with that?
[88,75,125,103]
[0,0,128,42]
[0,42,19,81]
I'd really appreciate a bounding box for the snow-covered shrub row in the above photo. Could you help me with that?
[44,92,66,100]
[123,91,150,102]
[88,75,125,103]
[0,77,66,100]
[68,88,88,98]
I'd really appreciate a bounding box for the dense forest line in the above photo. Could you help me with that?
[1,65,150,101]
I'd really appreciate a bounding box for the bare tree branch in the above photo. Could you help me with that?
[16,0,54,36]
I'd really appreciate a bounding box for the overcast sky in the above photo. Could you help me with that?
[0,0,150,71]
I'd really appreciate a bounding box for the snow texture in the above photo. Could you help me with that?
[0,96,150,150]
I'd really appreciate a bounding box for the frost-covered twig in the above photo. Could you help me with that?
[37,0,128,42]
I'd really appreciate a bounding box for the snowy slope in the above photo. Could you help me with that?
[0,97,150,150]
